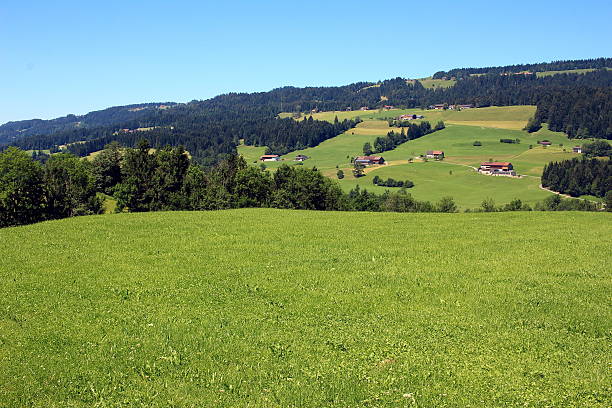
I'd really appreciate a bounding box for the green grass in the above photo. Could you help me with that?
[417,77,456,89]
[536,67,611,77]
[1,210,610,407]
[301,105,536,130]
[337,161,552,208]
[237,141,267,164]
[243,108,582,208]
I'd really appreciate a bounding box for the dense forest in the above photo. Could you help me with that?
[0,103,177,144]
[432,57,612,79]
[542,157,611,198]
[2,58,611,163]
[531,87,612,139]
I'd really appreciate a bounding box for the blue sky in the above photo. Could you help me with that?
[1,0,611,124]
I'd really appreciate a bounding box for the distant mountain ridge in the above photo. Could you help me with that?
[432,57,612,79]
[0,103,177,144]
[1,58,610,163]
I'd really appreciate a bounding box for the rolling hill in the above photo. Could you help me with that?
[241,106,585,208]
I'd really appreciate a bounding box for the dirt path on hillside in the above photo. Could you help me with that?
[537,184,601,204]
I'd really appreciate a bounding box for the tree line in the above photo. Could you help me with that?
[0,147,101,228]
[373,176,414,188]
[432,57,612,79]
[2,141,608,228]
[12,115,360,167]
[541,157,611,198]
[529,87,612,139]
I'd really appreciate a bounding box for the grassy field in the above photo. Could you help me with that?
[237,142,267,164]
[416,77,456,89]
[536,67,611,77]
[337,161,551,207]
[1,210,610,407]
[303,106,536,131]
[242,107,585,208]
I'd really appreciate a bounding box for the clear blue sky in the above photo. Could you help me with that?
[1,0,611,124]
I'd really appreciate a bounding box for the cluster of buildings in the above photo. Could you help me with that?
[500,71,534,76]
[448,104,473,110]
[259,154,309,162]
[428,104,474,110]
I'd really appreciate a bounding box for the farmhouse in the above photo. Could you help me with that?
[538,141,552,146]
[383,105,395,110]
[425,150,445,160]
[399,114,424,121]
[479,162,516,176]
[260,154,280,162]
[355,156,385,165]
[449,104,473,110]
[295,154,309,161]
[573,146,582,153]
[359,106,369,111]
[429,104,446,110]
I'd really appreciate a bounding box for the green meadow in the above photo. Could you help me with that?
[415,77,456,89]
[244,106,587,208]
[1,209,610,407]
[337,161,551,208]
[535,67,611,77]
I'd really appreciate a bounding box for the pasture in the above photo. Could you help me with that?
[1,209,610,407]
[337,161,551,208]
[535,67,611,77]
[246,106,581,208]
[415,77,456,89]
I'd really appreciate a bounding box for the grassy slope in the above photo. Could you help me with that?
[536,67,611,77]
[305,105,535,130]
[416,77,457,89]
[237,142,267,164]
[1,210,610,407]
[243,107,580,208]
[339,162,551,206]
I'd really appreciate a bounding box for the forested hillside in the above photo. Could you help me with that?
[2,58,611,164]
[432,57,612,78]
[0,103,176,145]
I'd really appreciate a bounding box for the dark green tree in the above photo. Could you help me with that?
[0,147,46,227]
[91,141,122,194]
[44,153,101,219]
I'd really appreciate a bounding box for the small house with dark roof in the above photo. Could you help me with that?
[355,156,385,165]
